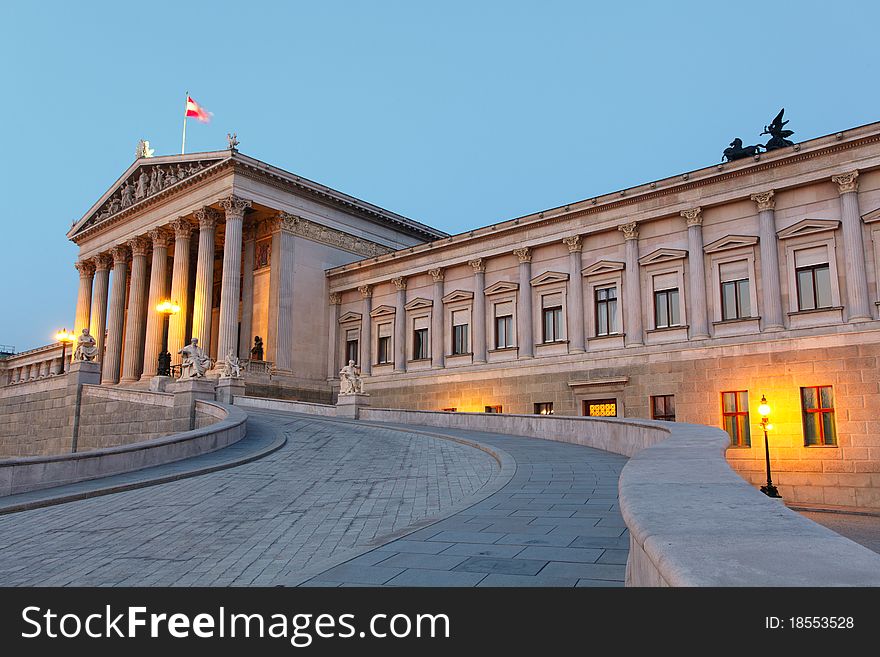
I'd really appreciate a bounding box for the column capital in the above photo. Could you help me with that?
[562,235,582,252]
[148,227,172,249]
[428,268,445,282]
[169,217,193,239]
[681,207,703,226]
[329,292,342,305]
[832,170,859,194]
[110,244,129,265]
[93,252,112,271]
[392,276,407,290]
[358,284,373,299]
[618,222,639,241]
[75,259,95,278]
[127,236,150,258]
[219,195,252,219]
[513,247,532,263]
[750,190,775,211]
[194,206,222,229]
[468,258,486,273]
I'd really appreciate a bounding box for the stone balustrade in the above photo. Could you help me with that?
[0,343,66,386]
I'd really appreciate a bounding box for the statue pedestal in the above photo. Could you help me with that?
[67,360,101,387]
[336,392,370,419]
[167,378,217,431]
[215,377,245,404]
[149,375,172,392]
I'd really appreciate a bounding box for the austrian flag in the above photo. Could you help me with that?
[185,96,212,123]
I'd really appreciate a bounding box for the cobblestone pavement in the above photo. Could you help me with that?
[800,511,880,555]
[0,411,497,586]
[300,424,629,588]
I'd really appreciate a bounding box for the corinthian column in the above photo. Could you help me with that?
[682,207,709,339]
[429,269,445,368]
[267,214,295,370]
[514,248,534,358]
[74,260,95,338]
[392,277,407,372]
[120,237,150,382]
[563,236,585,352]
[619,222,643,346]
[141,228,171,379]
[832,171,872,321]
[469,259,487,363]
[359,285,373,375]
[327,292,341,378]
[751,191,784,331]
[217,196,251,362]
[168,218,193,362]
[102,245,129,384]
[191,207,220,352]
[239,223,257,358]
[89,253,111,369]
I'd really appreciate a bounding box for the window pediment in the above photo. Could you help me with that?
[581,259,625,277]
[703,234,759,253]
[530,270,570,287]
[442,289,474,304]
[404,297,433,311]
[484,280,520,295]
[638,248,688,266]
[369,305,396,318]
[338,311,362,324]
[862,207,880,224]
[777,219,840,240]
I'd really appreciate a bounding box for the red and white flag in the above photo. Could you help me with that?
[185,96,212,124]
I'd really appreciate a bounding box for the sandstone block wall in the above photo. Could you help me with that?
[0,377,71,457]
[76,386,175,451]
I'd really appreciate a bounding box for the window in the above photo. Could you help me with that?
[584,399,617,417]
[651,395,675,421]
[801,386,837,446]
[485,405,502,413]
[534,402,554,415]
[495,314,514,348]
[377,323,391,364]
[542,306,563,342]
[412,317,429,360]
[595,286,618,336]
[719,261,751,320]
[722,391,750,447]
[345,329,359,365]
[653,288,680,328]
[796,264,832,311]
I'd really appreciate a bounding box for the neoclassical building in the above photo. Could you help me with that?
[3,120,880,508]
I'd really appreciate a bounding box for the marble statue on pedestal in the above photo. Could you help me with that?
[220,350,242,379]
[339,360,363,395]
[73,328,98,362]
[178,338,212,380]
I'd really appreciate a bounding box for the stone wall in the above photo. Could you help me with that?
[0,376,71,457]
[236,396,337,417]
[76,386,175,450]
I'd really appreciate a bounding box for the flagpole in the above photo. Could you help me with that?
[181,91,188,155]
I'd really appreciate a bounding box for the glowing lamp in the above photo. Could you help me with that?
[156,300,181,315]
[55,328,76,343]
[758,395,771,418]
[756,394,781,499]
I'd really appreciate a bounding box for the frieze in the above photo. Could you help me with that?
[273,211,393,258]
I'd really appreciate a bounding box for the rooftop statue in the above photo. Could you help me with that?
[762,108,795,151]
[722,138,763,162]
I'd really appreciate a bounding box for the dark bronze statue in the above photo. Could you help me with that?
[762,108,795,151]
[251,336,264,361]
[723,138,763,162]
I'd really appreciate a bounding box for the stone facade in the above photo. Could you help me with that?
[76,386,176,451]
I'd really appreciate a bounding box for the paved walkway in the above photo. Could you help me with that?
[800,511,880,555]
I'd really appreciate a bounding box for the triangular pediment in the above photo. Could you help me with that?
[581,259,625,277]
[338,311,362,324]
[369,304,396,318]
[442,289,474,304]
[530,270,570,286]
[777,219,840,240]
[67,151,230,240]
[703,234,759,253]
[638,248,687,266]
[404,297,433,311]
[484,280,520,295]
[862,207,880,224]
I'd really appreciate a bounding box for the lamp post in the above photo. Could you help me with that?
[155,300,180,376]
[54,328,76,373]
[757,395,781,499]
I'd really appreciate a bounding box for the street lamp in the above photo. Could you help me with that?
[54,328,76,373]
[757,395,781,499]
[155,300,181,376]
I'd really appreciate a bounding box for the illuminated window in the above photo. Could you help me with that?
[651,395,675,421]
[584,399,617,417]
[722,391,750,447]
[801,386,836,446]
[485,405,502,413]
[534,402,554,415]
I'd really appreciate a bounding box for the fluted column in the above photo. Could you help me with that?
[619,222,644,346]
[217,196,251,362]
[327,293,341,378]
[102,245,129,384]
[392,277,407,372]
[267,214,295,370]
[141,228,171,379]
[89,253,111,369]
[168,218,193,362]
[469,259,487,362]
[120,237,150,382]
[238,223,257,358]
[751,191,784,331]
[74,260,95,339]
[359,285,373,375]
[514,248,533,358]
[192,207,220,353]
[429,268,445,368]
[682,208,710,339]
[832,171,872,321]
[563,236,585,352]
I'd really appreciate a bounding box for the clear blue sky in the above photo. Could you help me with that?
[1,1,878,351]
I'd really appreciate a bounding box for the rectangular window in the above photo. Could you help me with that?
[719,260,751,320]
[377,323,392,364]
[534,402,554,415]
[542,307,563,342]
[801,385,837,446]
[796,264,832,311]
[584,399,617,417]
[452,309,469,355]
[651,395,675,421]
[345,329,359,365]
[595,286,618,336]
[485,405,502,414]
[722,391,750,447]
[495,314,514,348]
[653,274,680,329]
[411,316,429,361]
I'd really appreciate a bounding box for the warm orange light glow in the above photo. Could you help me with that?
[156,300,181,315]
[55,328,75,343]
[765,423,774,432]
[758,395,771,418]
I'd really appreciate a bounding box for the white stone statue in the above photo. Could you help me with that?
[178,338,212,380]
[220,350,242,379]
[339,360,363,395]
[73,328,98,362]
